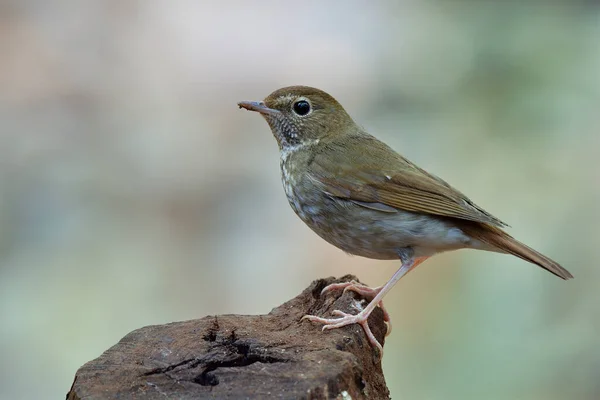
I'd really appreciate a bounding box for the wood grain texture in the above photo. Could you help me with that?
[67,276,390,400]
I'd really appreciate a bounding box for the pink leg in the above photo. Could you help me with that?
[303,256,428,355]
[322,281,392,336]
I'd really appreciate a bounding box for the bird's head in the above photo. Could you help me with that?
[238,86,354,150]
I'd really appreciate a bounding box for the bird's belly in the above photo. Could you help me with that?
[284,186,474,260]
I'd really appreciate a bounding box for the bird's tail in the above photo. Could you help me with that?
[461,223,573,280]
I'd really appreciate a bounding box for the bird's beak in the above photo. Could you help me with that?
[237,101,279,116]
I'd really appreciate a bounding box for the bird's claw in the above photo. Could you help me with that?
[320,280,359,295]
[302,309,383,355]
[320,281,393,336]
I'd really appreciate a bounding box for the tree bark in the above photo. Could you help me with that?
[67,275,390,399]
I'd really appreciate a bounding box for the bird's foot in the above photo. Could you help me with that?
[321,281,392,336]
[302,308,383,355]
[320,280,362,295]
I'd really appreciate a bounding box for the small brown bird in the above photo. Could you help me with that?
[238,86,573,354]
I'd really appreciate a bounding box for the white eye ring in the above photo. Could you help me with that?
[292,97,312,116]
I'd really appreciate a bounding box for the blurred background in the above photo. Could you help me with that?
[1,1,599,399]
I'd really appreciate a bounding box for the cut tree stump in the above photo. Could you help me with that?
[67,275,390,400]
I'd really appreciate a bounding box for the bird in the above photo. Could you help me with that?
[237,86,573,355]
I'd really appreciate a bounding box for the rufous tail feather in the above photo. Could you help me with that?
[461,223,573,280]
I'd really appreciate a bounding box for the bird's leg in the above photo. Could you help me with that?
[321,281,392,335]
[317,256,428,338]
[302,252,428,355]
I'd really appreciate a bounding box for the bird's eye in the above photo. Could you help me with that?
[292,100,311,116]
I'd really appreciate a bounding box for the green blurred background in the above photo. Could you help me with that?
[1,1,599,399]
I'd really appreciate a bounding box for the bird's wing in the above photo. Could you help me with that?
[308,134,508,227]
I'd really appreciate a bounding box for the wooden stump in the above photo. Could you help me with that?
[67,275,390,399]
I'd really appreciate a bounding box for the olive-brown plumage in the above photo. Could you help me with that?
[238,86,573,355]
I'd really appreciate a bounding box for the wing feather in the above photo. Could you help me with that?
[309,134,508,227]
